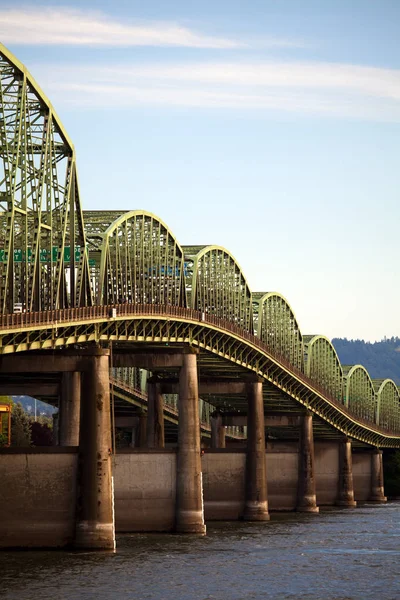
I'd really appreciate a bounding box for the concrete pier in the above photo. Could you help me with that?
[336,439,357,507]
[297,413,319,513]
[147,381,165,448]
[211,413,226,449]
[52,412,59,446]
[59,372,81,447]
[137,411,148,448]
[176,350,206,534]
[74,349,115,550]
[243,379,269,521]
[369,449,387,502]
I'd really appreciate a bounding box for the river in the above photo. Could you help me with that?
[1,502,399,600]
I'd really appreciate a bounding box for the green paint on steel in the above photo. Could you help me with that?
[85,210,186,307]
[253,292,303,371]
[304,335,344,403]
[0,42,92,313]
[344,365,377,422]
[183,245,253,334]
[373,379,400,431]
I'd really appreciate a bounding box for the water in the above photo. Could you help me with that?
[1,503,400,600]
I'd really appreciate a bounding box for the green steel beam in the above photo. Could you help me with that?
[0,43,92,313]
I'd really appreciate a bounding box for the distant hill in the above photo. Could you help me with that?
[11,396,56,417]
[332,337,400,384]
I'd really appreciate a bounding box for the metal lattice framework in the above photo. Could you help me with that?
[1,44,399,446]
[2,306,400,446]
[0,43,91,313]
[253,292,303,371]
[344,365,377,422]
[183,245,253,333]
[85,210,186,306]
[304,335,343,403]
[374,379,400,431]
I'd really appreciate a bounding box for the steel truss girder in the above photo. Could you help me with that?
[1,311,399,447]
[253,291,304,372]
[0,43,92,313]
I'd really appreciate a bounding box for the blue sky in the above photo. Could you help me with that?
[1,0,399,341]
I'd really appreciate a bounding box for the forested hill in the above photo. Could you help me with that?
[332,337,400,384]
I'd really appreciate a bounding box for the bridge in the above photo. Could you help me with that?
[0,43,398,551]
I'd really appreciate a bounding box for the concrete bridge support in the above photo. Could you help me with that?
[336,439,357,507]
[137,411,147,448]
[176,350,206,534]
[369,449,387,503]
[297,413,319,513]
[243,379,269,521]
[75,349,115,550]
[147,381,165,448]
[52,412,59,446]
[59,371,81,446]
[211,413,226,449]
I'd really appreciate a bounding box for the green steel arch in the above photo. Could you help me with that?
[373,379,400,431]
[0,43,91,314]
[183,245,253,333]
[344,365,377,423]
[95,210,186,306]
[253,292,303,371]
[304,335,343,402]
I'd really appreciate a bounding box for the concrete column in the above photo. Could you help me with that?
[369,449,387,502]
[75,350,115,550]
[59,371,81,446]
[52,412,59,446]
[176,350,206,534]
[336,439,357,507]
[243,379,269,521]
[211,413,226,449]
[147,381,165,448]
[137,411,147,447]
[130,426,136,448]
[297,412,319,513]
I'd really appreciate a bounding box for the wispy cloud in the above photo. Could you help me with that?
[31,60,400,121]
[0,6,299,49]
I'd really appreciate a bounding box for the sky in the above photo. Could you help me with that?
[1,0,399,342]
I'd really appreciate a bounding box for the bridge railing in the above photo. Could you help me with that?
[0,303,397,435]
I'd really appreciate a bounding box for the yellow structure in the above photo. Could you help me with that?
[0,404,11,446]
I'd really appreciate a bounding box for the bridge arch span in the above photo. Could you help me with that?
[253,292,303,371]
[304,335,343,403]
[344,365,377,423]
[97,210,186,306]
[374,379,400,431]
[183,245,253,333]
[0,43,91,314]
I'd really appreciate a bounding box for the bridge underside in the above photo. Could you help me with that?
[0,340,378,448]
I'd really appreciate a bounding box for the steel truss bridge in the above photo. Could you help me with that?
[1,43,399,448]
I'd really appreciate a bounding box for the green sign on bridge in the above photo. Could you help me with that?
[0,247,82,263]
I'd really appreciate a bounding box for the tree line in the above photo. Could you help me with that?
[332,336,400,384]
[0,397,54,447]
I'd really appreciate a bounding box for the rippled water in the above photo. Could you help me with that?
[1,503,400,600]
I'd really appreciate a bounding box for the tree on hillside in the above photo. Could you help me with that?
[30,416,53,446]
[332,337,400,383]
[11,402,32,447]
